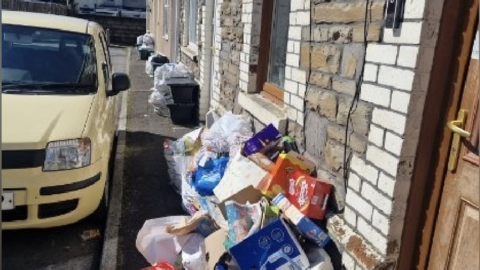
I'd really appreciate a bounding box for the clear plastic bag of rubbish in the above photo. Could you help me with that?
[148,90,170,117]
[154,63,192,82]
[145,54,154,76]
[135,216,203,266]
[153,84,174,104]
[143,33,155,46]
[201,112,252,152]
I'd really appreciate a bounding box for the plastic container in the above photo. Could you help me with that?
[167,103,196,125]
[139,48,153,60]
[169,84,199,104]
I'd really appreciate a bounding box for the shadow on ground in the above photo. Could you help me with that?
[117,130,187,269]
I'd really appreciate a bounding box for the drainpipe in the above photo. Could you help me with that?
[202,0,214,116]
[172,0,180,63]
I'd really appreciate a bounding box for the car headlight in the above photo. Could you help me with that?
[44,138,91,171]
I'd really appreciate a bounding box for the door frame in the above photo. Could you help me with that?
[397,0,479,269]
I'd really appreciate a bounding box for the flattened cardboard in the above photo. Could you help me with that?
[218,185,263,219]
[204,229,228,270]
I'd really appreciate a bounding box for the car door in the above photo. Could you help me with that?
[97,30,117,149]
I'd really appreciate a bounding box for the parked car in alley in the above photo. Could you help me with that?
[1,10,131,229]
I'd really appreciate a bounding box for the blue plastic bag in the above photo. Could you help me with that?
[193,156,230,196]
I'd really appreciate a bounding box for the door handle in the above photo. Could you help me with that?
[447,109,470,171]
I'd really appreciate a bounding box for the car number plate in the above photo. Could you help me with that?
[2,192,15,210]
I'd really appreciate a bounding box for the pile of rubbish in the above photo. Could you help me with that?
[136,112,336,270]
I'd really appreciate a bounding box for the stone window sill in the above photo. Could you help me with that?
[181,45,198,61]
[237,91,288,133]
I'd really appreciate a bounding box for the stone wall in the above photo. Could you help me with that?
[76,15,146,45]
[217,0,243,112]
[208,0,429,268]
[3,0,70,15]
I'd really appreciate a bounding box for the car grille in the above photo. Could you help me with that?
[38,199,79,219]
[2,149,46,169]
[2,205,28,222]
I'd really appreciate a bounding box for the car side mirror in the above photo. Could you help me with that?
[112,72,130,93]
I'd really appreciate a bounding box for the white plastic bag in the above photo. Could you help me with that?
[146,54,154,76]
[143,33,155,46]
[306,248,334,270]
[154,63,192,82]
[148,90,170,116]
[135,216,199,266]
[201,112,252,153]
[181,233,207,270]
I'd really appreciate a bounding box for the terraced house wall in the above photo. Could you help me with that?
[209,0,429,268]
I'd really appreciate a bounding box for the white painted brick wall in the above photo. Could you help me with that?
[297,111,305,126]
[293,41,301,54]
[363,63,378,82]
[288,26,302,40]
[298,84,307,98]
[378,65,415,91]
[290,94,304,111]
[362,182,393,216]
[288,40,295,53]
[284,92,291,104]
[403,0,426,19]
[372,108,406,135]
[368,124,384,147]
[377,172,395,198]
[284,79,299,95]
[391,90,411,113]
[289,13,297,25]
[383,22,423,44]
[342,252,357,270]
[372,209,390,236]
[385,131,404,156]
[291,68,307,83]
[357,217,388,255]
[345,189,373,220]
[285,66,292,80]
[366,44,398,65]
[350,154,379,185]
[296,11,310,25]
[397,45,419,68]
[286,53,300,67]
[348,172,361,192]
[366,145,399,177]
[291,0,304,11]
[344,206,358,227]
[360,83,391,107]
[287,106,298,121]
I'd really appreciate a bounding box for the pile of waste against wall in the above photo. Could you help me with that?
[147,63,199,125]
[136,32,155,60]
[136,111,337,270]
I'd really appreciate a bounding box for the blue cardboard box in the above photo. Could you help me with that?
[272,193,331,248]
[228,218,310,270]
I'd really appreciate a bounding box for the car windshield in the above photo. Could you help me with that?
[2,24,97,94]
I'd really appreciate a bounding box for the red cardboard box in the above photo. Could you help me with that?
[284,170,333,220]
[257,152,315,199]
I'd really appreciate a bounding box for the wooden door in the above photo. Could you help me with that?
[427,10,480,269]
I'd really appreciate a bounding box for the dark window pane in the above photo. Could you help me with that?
[267,0,290,89]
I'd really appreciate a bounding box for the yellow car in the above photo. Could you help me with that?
[1,10,130,229]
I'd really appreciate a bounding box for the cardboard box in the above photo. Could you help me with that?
[247,152,276,172]
[257,152,315,199]
[229,218,310,270]
[272,193,331,248]
[204,229,229,270]
[213,152,269,202]
[243,124,282,156]
[285,171,333,220]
